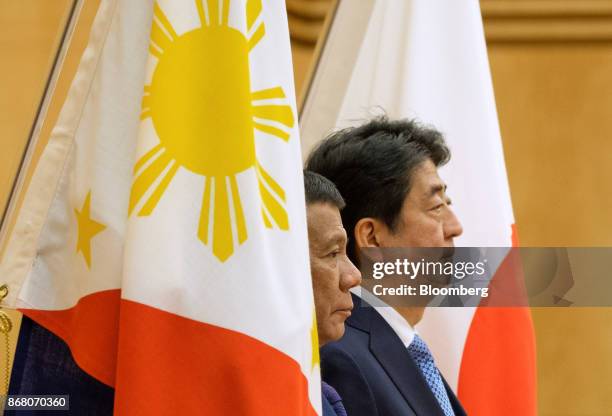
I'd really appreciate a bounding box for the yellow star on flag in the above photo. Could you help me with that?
[74,191,106,269]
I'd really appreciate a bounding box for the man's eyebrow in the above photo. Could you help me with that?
[325,229,347,248]
[426,183,447,198]
[333,229,348,243]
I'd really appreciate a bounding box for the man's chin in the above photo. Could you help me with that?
[321,323,346,345]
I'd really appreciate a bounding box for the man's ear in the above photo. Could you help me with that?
[354,217,388,249]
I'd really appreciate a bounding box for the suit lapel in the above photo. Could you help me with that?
[347,297,446,416]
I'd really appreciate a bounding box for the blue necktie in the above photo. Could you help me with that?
[407,335,455,416]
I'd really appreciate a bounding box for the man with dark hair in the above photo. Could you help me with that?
[303,171,362,416]
[306,117,466,416]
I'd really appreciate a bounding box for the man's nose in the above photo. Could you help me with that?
[340,255,362,290]
[444,207,463,240]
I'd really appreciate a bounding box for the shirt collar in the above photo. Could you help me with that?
[354,287,416,347]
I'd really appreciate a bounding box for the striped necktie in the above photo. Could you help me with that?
[407,334,455,416]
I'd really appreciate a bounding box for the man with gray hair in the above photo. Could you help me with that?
[303,171,361,416]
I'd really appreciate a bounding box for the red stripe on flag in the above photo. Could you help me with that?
[457,235,537,415]
[20,289,121,387]
[511,223,520,247]
[114,299,317,415]
[458,307,537,415]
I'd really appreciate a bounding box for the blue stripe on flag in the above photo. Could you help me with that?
[6,316,114,415]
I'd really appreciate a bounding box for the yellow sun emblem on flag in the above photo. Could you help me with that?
[131,0,294,262]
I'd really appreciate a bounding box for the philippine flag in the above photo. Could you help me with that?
[1,0,321,414]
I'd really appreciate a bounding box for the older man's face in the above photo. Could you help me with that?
[307,202,362,346]
[379,159,463,248]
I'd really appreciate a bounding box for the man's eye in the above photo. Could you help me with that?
[329,251,339,259]
[431,204,443,214]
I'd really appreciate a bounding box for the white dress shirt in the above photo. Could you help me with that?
[355,287,416,347]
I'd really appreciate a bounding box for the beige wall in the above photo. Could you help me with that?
[0,0,73,222]
[485,3,612,413]
[287,0,336,104]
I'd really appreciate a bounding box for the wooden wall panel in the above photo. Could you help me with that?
[488,43,612,247]
[0,0,73,224]
[484,2,612,415]
[287,0,335,103]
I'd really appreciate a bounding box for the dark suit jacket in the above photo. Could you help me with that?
[321,294,467,416]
